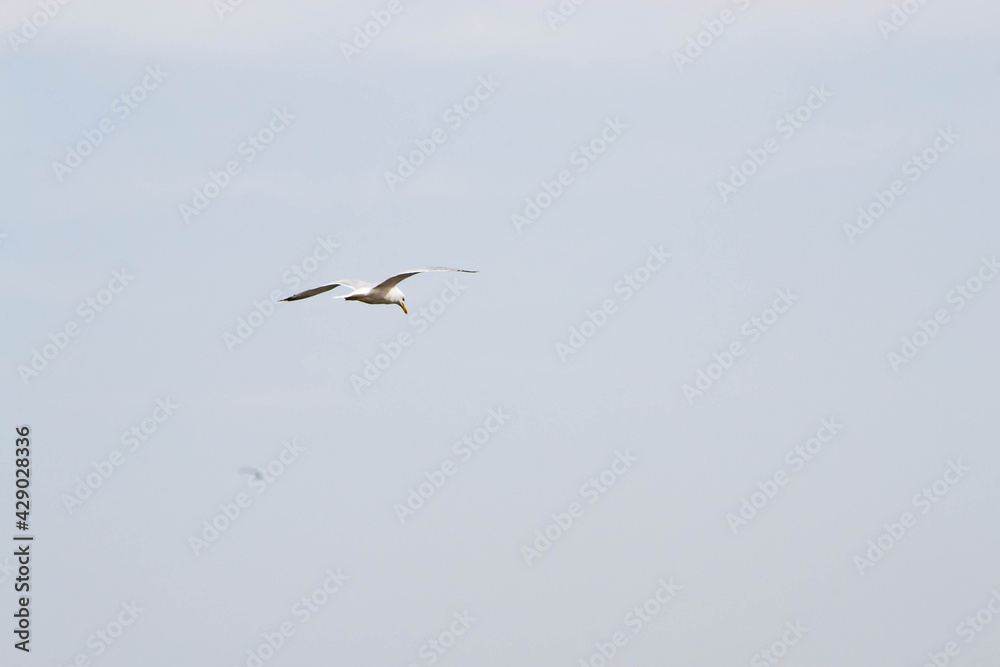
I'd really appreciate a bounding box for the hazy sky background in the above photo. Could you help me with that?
[3,0,1000,665]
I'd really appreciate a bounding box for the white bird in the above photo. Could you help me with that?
[280,267,477,314]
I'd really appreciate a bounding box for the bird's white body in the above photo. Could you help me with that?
[281,267,476,314]
[344,285,406,306]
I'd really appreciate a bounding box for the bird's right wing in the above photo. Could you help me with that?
[280,280,369,302]
[372,267,478,293]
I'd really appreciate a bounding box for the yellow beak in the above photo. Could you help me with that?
[400,303,408,314]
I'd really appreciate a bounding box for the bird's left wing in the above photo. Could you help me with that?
[372,267,478,293]
[280,279,369,302]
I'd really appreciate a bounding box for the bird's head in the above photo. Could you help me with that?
[387,287,408,314]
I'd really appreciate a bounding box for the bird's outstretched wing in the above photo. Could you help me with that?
[280,280,370,302]
[372,267,478,294]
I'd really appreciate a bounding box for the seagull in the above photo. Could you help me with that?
[280,267,477,314]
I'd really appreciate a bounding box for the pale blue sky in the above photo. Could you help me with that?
[3,1,1000,665]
